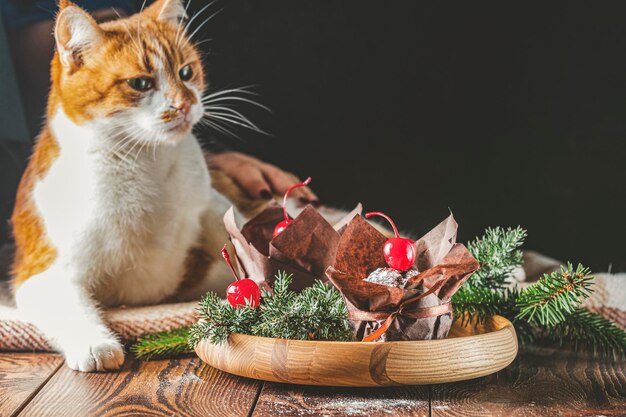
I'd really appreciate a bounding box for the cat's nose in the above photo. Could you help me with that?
[171,102,191,115]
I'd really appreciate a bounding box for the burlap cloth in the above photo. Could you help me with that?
[0,251,623,351]
[0,296,198,351]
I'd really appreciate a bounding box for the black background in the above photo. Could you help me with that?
[196,1,626,271]
[2,1,626,271]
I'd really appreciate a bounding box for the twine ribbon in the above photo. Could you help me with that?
[348,277,453,342]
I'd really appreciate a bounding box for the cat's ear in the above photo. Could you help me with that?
[54,2,104,67]
[144,0,186,25]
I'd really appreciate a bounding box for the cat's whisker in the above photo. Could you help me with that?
[122,137,144,162]
[201,91,262,102]
[109,141,131,161]
[177,1,216,47]
[151,130,161,161]
[192,38,213,49]
[203,119,243,141]
[201,86,260,100]
[174,0,192,46]
[134,139,150,162]
[137,0,149,57]
[110,135,133,154]
[111,8,143,60]
[108,127,138,150]
[203,107,267,134]
[132,133,151,162]
[117,142,137,163]
[111,123,151,162]
[110,122,144,140]
[204,112,268,135]
[108,135,137,164]
[111,140,139,164]
[186,8,223,44]
[202,95,272,113]
[204,112,254,127]
[201,92,263,105]
[108,120,163,163]
[203,105,258,124]
[199,117,242,141]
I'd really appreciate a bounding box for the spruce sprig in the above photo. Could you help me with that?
[454,227,626,359]
[466,226,526,290]
[453,226,527,327]
[545,308,626,360]
[131,327,193,360]
[516,263,593,326]
[188,292,260,346]
[453,286,510,325]
[189,271,351,347]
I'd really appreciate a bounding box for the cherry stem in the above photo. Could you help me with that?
[365,211,400,238]
[221,244,240,281]
[282,177,312,221]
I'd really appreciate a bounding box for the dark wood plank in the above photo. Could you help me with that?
[252,383,430,417]
[20,355,262,417]
[0,353,63,417]
[431,346,626,417]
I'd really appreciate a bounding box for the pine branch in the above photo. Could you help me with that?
[452,286,510,325]
[455,228,626,358]
[452,286,538,344]
[292,279,351,341]
[271,270,292,298]
[545,308,626,360]
[250,271,298,339]
[455,226,530,337]
[467,226,526,290]
[515,263,593,326]
[131,327,193,360]
[190,271,351,346]
[188,292,259,346]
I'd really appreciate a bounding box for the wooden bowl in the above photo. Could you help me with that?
[194,315,518,386]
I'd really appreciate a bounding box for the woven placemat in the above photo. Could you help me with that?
[0,301,197,351]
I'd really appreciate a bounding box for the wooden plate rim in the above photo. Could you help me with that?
[195,315,518,386]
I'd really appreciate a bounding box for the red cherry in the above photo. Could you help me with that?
[365,211,416,271]
[226,279,261,309]
[272,177,312,238]
[273,219,292,237]
[221,245,261,308]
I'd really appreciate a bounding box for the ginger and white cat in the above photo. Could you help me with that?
[10,0,282,372]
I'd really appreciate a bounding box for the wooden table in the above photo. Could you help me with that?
[1,346,624,417]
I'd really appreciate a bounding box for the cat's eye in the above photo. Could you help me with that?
[179,65,193,81]
[127,77,154,92]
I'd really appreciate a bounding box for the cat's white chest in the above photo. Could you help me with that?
[35,112,103,254]
[35,110,211,305]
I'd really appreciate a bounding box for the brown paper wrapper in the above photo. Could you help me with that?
[325,214,479,342]
[224,201,362,292]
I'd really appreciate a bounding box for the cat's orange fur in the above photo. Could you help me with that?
[11,129,59,285]
[12,0,206,287]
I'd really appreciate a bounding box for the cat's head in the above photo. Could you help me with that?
[51,0,205,145]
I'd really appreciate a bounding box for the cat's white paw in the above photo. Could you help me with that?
[64,338,125,372]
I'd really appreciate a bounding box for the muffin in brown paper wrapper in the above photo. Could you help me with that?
[325,214,479,342]
[224,200,362,292]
